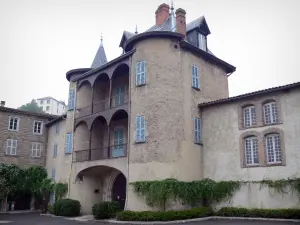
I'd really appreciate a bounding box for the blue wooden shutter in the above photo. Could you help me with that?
[136,116,145,142]
[53,144,57,158]
[136,116,141,141]
[136,62,141,85]
[194,118,201,143]
[68,90,75,110]
[65,133,72,153]
[55,123,60,134]
[141,61,146,85]
[192,65,199,88]
[51,168,56,180]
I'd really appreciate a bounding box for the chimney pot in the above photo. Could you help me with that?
[175,8,187,36]
[0,101,5,107]
[155,3,170,26]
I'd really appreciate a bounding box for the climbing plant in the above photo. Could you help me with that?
[54,183,68,201]
[131,178,241,210]
[131,177,300,210]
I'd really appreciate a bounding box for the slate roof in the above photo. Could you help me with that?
[91,39,108,68]
[46,113,67,127]
[198,81,300,107]
[0,106,58,119]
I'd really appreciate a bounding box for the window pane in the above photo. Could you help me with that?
[266,134,281,163]
[245,137,259,165]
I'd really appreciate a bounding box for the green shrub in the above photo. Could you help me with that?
[53,198,81,217]
[92,201,120,219]
[116,207,213,221]
[217,207,300,219]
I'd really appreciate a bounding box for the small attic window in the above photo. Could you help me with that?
[198,33,207,51]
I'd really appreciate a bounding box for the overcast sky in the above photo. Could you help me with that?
[0,0,299,108]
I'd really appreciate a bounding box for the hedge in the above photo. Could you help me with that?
[216,207,300,219]
[53,199,81,217]
[116,207,213,221]
[92,201,120,219]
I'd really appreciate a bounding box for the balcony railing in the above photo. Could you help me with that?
[76,93,129,119]
[76,106,92,118]
[73,144,127,162]
[111,93,129,108]
[93,99,109,114]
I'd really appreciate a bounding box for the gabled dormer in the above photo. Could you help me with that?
[119,31,136,53]
[186,16,211,52]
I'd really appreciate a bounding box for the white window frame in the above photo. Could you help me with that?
[244,136,259,166]
[32,142,42,158]
[33,120,43,135]
[8,116,20,131]
[136,61,146,86]
[243,106,256,128]
[6,139,17,155]
[263,102,278,125]
[265,134,282,164]
[198,33,207,51]
[192,65,200,89]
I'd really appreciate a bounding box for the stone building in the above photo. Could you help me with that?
[43,3,300,213]
[0,102,56,211]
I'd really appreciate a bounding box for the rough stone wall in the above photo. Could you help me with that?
[126,37,230,210]
[0,111,51,167]
[202,88,300,208]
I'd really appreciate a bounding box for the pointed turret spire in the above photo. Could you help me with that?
[170,0,176,31]
[135,25,138,34]
[91,34,107,68]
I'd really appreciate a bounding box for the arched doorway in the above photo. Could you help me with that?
[112,173,126,210]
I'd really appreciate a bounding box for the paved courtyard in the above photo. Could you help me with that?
[0,212,299,225]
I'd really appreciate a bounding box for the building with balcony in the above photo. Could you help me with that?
[44,2,300,214]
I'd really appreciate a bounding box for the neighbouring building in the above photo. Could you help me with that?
[37,97,67,115]
[0,102,57,211]
[2,2,300,214]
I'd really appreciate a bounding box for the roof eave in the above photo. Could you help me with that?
[179,41,236,74]
[198,81,300,108]
[124,31,184,52]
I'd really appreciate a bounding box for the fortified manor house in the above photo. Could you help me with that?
[1,3,300,214]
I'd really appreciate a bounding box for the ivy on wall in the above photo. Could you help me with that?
[131,178,300,210]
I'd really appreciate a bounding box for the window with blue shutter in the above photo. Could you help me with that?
[55,123,60,134]
[136,61,146,86]
[51,168,56,181]
[53,144,58,158]
[68,90,75,110]
[136,116,146,142]
[192,65,200,89]
[65,133,72,153]
[193,118,201,144]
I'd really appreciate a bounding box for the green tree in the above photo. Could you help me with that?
[40,178,55,213]
[18,99,44,113]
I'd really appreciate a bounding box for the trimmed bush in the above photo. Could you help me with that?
[53,198,81,217]
[92,201,121,219]
[217,207,300,219]
[116,207,213,221]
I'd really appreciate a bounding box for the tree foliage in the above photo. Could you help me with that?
[18,99,44,113]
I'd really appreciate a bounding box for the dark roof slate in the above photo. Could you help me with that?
[91,40,107,68]
[198,81,300,107]
[0,106,58,119]
[46,113,67,127]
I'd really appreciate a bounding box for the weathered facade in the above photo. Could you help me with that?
[44,2,300,214]
[0,105,56,212]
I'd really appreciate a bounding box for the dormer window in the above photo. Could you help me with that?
[198,33,206,51]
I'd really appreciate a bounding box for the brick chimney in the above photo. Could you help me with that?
[156,3,170,26]
[175,8,186,36]
[0,101,5,107]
